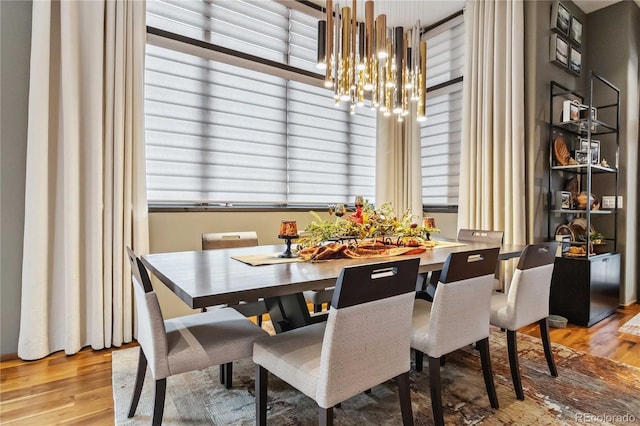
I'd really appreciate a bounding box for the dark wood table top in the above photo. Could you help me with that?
[142,241,524,309]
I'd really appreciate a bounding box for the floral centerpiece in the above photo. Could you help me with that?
[296,201,439,261]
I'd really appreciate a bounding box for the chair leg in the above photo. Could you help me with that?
[506,330,524,400]
[224,362,233,389]
[477,338,499,409]
[219,364,225,385]
[428,356,444,426]
[257,314,263,327]
[128,348,147,418]
[319,406,333,426]
[539,318,558,377]
[152,378,167,426]
[396,371,414,426]
[256,365,268,426]
[314,304,322,313]
[414,349,424,372]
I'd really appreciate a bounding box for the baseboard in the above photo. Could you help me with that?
[1,352,19,362]
[619,300,638,308]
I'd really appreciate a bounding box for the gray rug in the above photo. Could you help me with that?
[113,327,640,425]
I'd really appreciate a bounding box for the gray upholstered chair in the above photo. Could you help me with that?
[303,287,334,313]
[201,231,270,388]
[411,248,501,426]
[489,242,559,400]
[126,247,268,426]
[254,258,420,426]
[421,228,504,299]
[201,231,269,326]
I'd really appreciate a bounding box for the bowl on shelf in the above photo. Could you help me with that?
[576,192,597,209]
[592,242,608,255]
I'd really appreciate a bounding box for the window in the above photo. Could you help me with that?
[420,13,464,208]
[145,0,376,206]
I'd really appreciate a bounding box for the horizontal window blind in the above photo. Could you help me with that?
[145,0,376,205]
[420,13,464,207]
[287,81,376,204]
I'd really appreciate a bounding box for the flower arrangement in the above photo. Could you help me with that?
[297,201,439,249]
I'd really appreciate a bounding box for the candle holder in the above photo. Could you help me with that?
[277,234,299,258]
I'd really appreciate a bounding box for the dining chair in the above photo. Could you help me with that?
[253,258,421,426]
[420,228,504,300]
[201,231,270,389]
[489,242,559,400]
[411,247,501,426]
[126,247,268,426]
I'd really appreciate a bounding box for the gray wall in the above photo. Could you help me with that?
[525,0,639,304]
[1,0,32,356]
[586,0,640,306]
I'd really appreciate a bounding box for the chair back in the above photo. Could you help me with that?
[458,229,504,244]
[503,242,558,329]
[202,231,258,250]
[316,258,420,408]
[426,248,500,358]
[126,247,170,379]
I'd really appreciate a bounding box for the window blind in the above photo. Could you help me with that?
[420,14,464,207]
[145,0,376,205]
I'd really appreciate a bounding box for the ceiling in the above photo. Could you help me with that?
[307,1,639,28]
[573,0,621,14]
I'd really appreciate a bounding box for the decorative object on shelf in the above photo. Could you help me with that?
[556,191,572,209]
[551,1,571,37]
[316,0,427,122]
[568,217,595,238]
[574,150,588,165]
[575,192,598,210]
[553,135,577,165]
[550,33,569,67]
[600,158,609,167]
[555,224,575,241]
[278,220,299,258]
[562,99,581,122]
[570,15,582,45]
[564,176,579,193]
[580,138,600,164]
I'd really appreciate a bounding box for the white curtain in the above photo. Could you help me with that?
[375,105,423,222]
[18,0,148,360]
[457,0,526,246]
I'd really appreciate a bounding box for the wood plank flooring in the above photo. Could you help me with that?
[1,304,639,425]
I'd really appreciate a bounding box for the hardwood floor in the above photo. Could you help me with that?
[1,304,639,425]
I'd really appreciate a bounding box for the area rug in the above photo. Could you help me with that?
[113,327,640,425]
[619,313,640,337]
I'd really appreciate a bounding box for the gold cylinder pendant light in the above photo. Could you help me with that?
[417,40,427,122]
[317,0,427,122]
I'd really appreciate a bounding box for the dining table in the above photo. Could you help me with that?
[142,240,525,333]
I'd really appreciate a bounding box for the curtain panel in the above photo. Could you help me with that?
[18,0,148,360]
[457,0,526,246]
[376,104,423,222]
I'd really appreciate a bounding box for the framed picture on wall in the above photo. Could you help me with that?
[569,47,581,75]
[570,16,583,45]
[551,1,571,37]
[550,34,569,67]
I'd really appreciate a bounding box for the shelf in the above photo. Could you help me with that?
[551,164,617,174]
[552,119,617,135]
[548,74,620,327]
[549,209,615,214]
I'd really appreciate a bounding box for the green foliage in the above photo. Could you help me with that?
[297,202,440,248]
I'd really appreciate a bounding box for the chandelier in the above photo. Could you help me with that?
[316,0,427,122]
